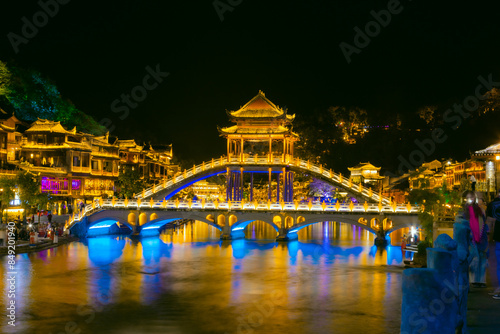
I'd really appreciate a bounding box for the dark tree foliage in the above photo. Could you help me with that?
[15,171,50,214]
[116,166,147,198]
[0,60,106,135]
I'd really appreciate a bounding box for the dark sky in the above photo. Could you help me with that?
[1,0,500,162]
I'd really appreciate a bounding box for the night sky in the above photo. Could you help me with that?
[1,0,500,164]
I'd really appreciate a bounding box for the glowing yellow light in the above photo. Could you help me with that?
[496,155,500,161]
[4,208,24,213]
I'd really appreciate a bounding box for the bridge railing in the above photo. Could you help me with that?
[64,203,106,231]
[64,198,420,231]
[136,155,393,204]
[73,198,420,213]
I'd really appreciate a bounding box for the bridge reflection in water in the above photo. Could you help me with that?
[2,220,409,334]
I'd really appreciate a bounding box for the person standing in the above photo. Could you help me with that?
[486,189,500,299]
[464,191,489,287]
[470,175,477,191]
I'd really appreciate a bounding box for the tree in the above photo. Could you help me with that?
[328,106,368,141]
[0,60,107,135]
[408,188,443,238]
[479,87,500,115]
[16,171,51,218]
[0,60,11,97]
[0,175,16,223]
[418,106,436,127]
[307,178,335,198]
[116,166,147,198]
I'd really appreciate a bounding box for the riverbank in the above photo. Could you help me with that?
[0,235,79,255]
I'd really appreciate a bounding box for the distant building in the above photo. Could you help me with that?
[0,112,25,166]
[348,162,384,188]
[1,118,177,213]
[473,142,500,192]
[191,180,222,200]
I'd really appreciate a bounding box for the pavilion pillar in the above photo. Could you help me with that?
[284,172,289,202]
[250,173,254,201]
[240,138,244,163]
[226,168,230,201]
[268,168,272,201]
[269,137,272,162]
[281,168,288,202]
[240,167,244,201]
[276,172,280,202]
[282,139,286,163]
[233,172,238,201]
[227,139,230,162]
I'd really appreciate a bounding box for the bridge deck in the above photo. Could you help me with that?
[134,156,394,203]
[65,198,420,231]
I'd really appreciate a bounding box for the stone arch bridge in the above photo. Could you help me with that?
[67,198,420,243]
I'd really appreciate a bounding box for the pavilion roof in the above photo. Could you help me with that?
[25,119,76,135]
[218,125,298,136]
[475,142,500,155]
[117,139,143,151]
[227,91,295,121]
[348,162,381,171]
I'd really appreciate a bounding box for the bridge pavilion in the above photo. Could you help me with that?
[218,91,299,202]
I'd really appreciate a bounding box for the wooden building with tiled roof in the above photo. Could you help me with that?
[218,90,299,162]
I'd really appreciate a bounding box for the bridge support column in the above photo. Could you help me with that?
[276,227,297,241]
[220,222,232,240]
[374,215,388,246]
[132,211,140,235]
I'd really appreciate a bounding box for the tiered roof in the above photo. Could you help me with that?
[227,90,294,121]
[348,162,381,171]
[219,91,298,137]
[117,139,143,152]
[26,119,76,134]
[475,143,500,155]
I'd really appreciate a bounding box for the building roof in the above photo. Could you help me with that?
[25,119,76,135]
[218,125,297,135]
[475,142,500,155]
[0,123,14,132]
[227,91,295,121]
[421,159,442,170]
[117,139,144,152]
[348,162,381,171]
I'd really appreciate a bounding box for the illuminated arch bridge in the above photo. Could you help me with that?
[66,198,420,242]
[134,155,396,204]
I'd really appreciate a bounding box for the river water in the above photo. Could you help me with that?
[1,221,408,334]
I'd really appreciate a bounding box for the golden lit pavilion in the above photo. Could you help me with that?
[348,162,384,187]
[218,90,299,162]
[218,91,299,202]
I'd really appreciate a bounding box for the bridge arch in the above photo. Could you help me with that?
[87,217,133,237]
[231,217,280,233]
[286,215,377,236]
[142,158,391,204]
[140,216,223,233]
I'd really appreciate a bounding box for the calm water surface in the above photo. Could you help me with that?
[1,221,408,334]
